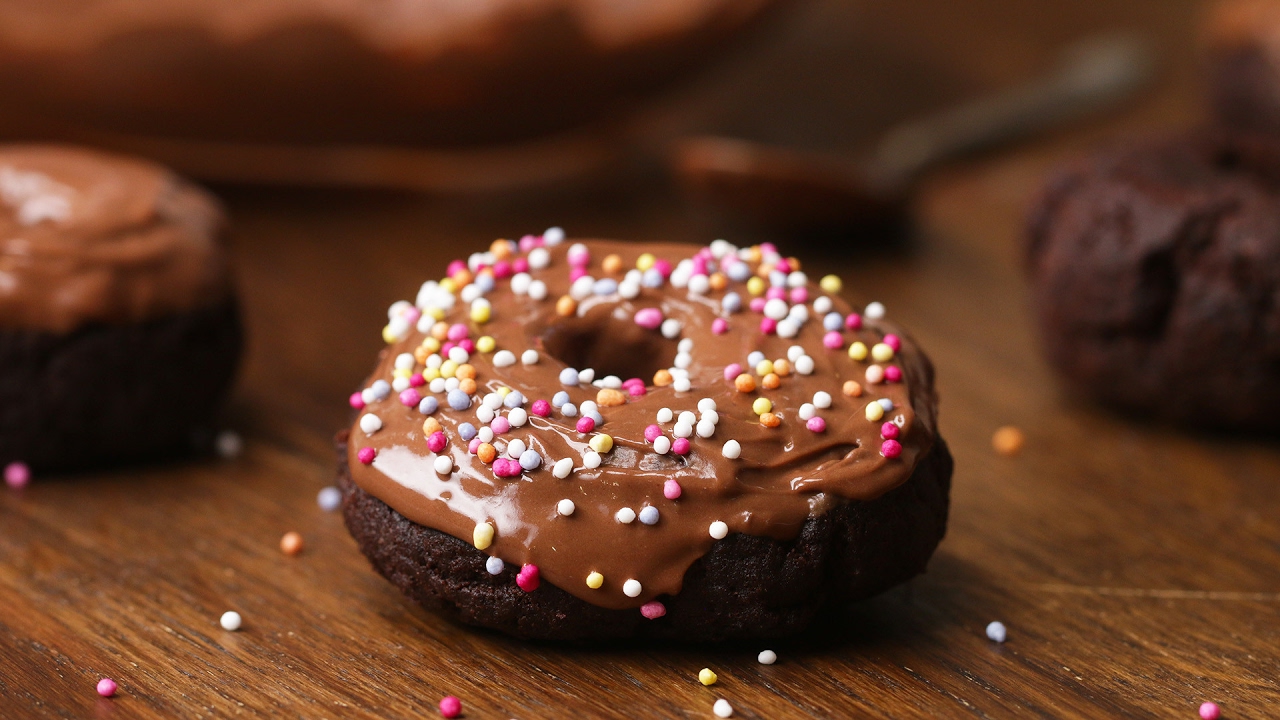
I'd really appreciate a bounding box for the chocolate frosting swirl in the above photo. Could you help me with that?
[348,239,938,610]
[0,145,229,333]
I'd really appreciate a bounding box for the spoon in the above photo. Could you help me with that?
[672,33,1154,236]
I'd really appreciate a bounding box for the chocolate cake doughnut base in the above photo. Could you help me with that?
[339,432,951,643]
[0,301,242,471]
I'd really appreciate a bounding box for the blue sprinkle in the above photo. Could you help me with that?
[727,263,751,282]
[561,403,578,417]
[638,506,660,525]
[552,391,570,407]
[474,274,496,292]
[747,351,765,367]
[519,449,542,471]
[458,423,477,441]
[721,292,742,314]
[641,268,665,288]
[769,270,787,288]
[878,398,895,411]
[559,368,579,386]
[587,410,604,426]
[593,278,619,296]
[418,396,439,415]
[370,380,391,399]
[503,391,525,408]
[447,389,471,411]
[823,312,844,332]
[317,486,342,512]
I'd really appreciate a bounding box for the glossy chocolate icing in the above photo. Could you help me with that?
[0,145,229,333]
[348,240,938,610]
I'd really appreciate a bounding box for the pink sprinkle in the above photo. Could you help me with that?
[403,307,422,326]
[765,286,786,301]
[512,257,529,274]
[426,431,447,453]
[96,678,117,698]
[711,318,729,335]
[1200,702,1221,720]
[845,313,863,330]
[490,416,511,434]
[883,333,901,352]
[806,417,827,433]
[640,601,667,619]
[634,307,664,330]
[672,438,691,455]
[653,259,673,278]
[881,422,900,440]
[458,338,475,353]
[409,373,426,387]
[492,260,513,279]
[516,564,540,592]
[760,317,777,335]
[492,458,518,477]
[644,424,663,442]
[468,438,482,454]
[884,366,903,383]
[531,399,552,417]
[774,257,791,273]
[624,377,645,389]
[348,392,366,410]
[627,384,647,398]
[357,447,377,465]
[567,246,590,267]
[822,331,843,349]
[446,260,466,276]
[663,479,682,500]
[399,388,421,407]
[723,363,742,381]
[519,235,538,252]
[576,417,595,434]
[789,287,808,304]
[748,297,767,313]
[447,323,469,342]
[4,462,30,489]
[569,266,588,282]
[441,341,456,356]
[881,439,903,458]
[439,695,462,718]
[692,256,708,274]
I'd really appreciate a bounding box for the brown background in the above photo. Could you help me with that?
[4,0,1279,717]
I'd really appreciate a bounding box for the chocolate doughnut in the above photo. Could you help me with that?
[1026,132,1280,432]
[1205,0,1280,137]
[341,237,950,641]
[0,145,242,471]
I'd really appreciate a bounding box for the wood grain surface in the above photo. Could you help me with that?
[4,1,1278,717]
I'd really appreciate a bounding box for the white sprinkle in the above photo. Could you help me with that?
[673,422,693,439]
[709,520,729,539]
[798,403,816,420]
[448,346,470,364]
[460,284,483,303]
[763,298,789,320]
[616,507,636,524]
[787,270,808,288]
[787,345,805,362]
[557,499,576,516]
[425,354,444,369]
[317,486,342,511]
[697,398,717,413]
[570,276,595,300]
[528,247,551,269]
[428,377,446,393]
[721,440,741,459]
[601,375,623,389]
[623,579,643,598]
[394,353,415,370]
[618,280,640,299]
[758,650,777,665]
[543,226,565,245]
[433,456,453,474]
[660,318,682,339]
[673,377,692,393]
[696,420,716,438]
[392,377,410,392]
[713,699,733,718]
[219,611,242,631]
[986,621,1008,643]
[813,391,832,409]
[486,556,505,575]
[776,319,799,338]
[795,355,815,375]
[553,458,574,478]
[521,350,539,365]
[215,430,243,459]
[865,301,886,319]
[678,338,694,353]
[578,368,596,384]
[657,408,674,423]
[653,436,672,455]
[813,296,833,314]
[359,414,383,434]
[476,405,496,424]
[688,274,710,295]
[583,451,602,469]
[508,408,529,427]
[674,352,693,370]
[866,365,886,384]
[528,280,548,300]
[507,439,527,459]
[510,272,532,295]
[678,411,696,425]
[493,350,516,368]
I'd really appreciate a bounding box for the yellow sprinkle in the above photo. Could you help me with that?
[755,359,775,377]
[439,278,457,293]
[497,386,511,398]
[392,367,412,380]
[421,337,441,353]
[865,402,884,422]
[440,360,458,378]
[589,434,614,453]
[752,397,773,415]
[848,342,869,361]
[473,522,494,550]
[424,307,446,321]
[636,253,656,271]
[586,572,604,589]
[381,325,398,344]
[819,274,842,294]
[746,276,766,297]
[698,668,718,686]
[470,305,492,324]
[421,367,441,382]
[871,342,895,362]
[476,336,496,354]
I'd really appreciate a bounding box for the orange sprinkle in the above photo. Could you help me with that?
[602,254,623,275]
[490,239,513,260]
[413,346,431,363]
[458,378,478,395]
[653,369,673,387]
[756,263,774,278]
[709,273,728,291]
[992,426,1025,456]
[761,373,781,390]
[431,321,450,341]
[455,364,476,380]
[773,359,791,377]
[556,295,577,317]
[477,443,497,464]
[280,531,304,556]
[745,246,762,263]
[451,268,473,287]
[759,412,781,428]
[842,380,863,397]
[597,388,627,407]
[422,417,443,435]
[787,256,802,271]
[734,373,757,393]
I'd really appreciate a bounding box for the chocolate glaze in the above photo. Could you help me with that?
[348,240,938,610]
[0,145,229,333]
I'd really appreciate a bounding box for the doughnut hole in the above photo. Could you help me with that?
[540,305,679,384]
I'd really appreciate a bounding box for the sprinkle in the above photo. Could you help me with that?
[819,274,842,293]
[842,380,863,397]
[557,499,576,516]
[559,368,580,386]
[359,414,382,434]
[588,433,613,453]
[586,572,605,589]
[317,486,342,511]
[528,247,550,269]
[865,403,884,422]
[752,398,772,415]
[663,479,682,499]
[759,317,778,335]
[653,436,672,454]
[758,649,777,665]
[795,355,815,375]
[552,458,574,478]
[759,412,781,428]
[477,443,497,464]
[623,579,643,597]
[583,451,602,469]
[530,399,552,417]
[673,421,693,438]
[485,556,504,575]
[641,601,666,619]
[648,368,672,387]
[798,403,816,420]
[426,431,447,453]
[519,449,542,471]
[986,621,1007,643]
[616,507,637,523]
[884,366,903,383]
[865,301,885,318]
[673,376,692,393]
[5,462,31,489]
[473,522,495,550]
[639,506,660,525]
[357,447,377,464]
[597,388,626,407]
[709,520,729,539]
[699,668,718,686]
[220,611,242,631]
[634,307,664,329]
[489,416,511,434]
[679,411,697,425]
[516,564,540,591]
[1200,702,1221,720]
[643,424,663,442]
[657,408,674,423]
[822,331,843,349]
[492,350,516,368]
[348,392,366,409]
[881,439,902,458]
[672,437,691,455]
[813,391,832,409]
[865,365,886,384]
[711,317,729,334]
[807,417,827,433]
[872,343,895,362]
[508,408,529,427]
[698,398,717,412]
[723,363,743,382]
[96,678,117,697]
[576,417,596,433]
[439,696,462,719]
[555,295,577,317]
[848,342,868,361]
[713,699,734,718]
[734,374,756,393]
[881,422,900,440]
[696,420,716,438]
[661,318,682,339]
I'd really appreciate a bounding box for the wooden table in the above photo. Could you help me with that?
[4,1,1278,717]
